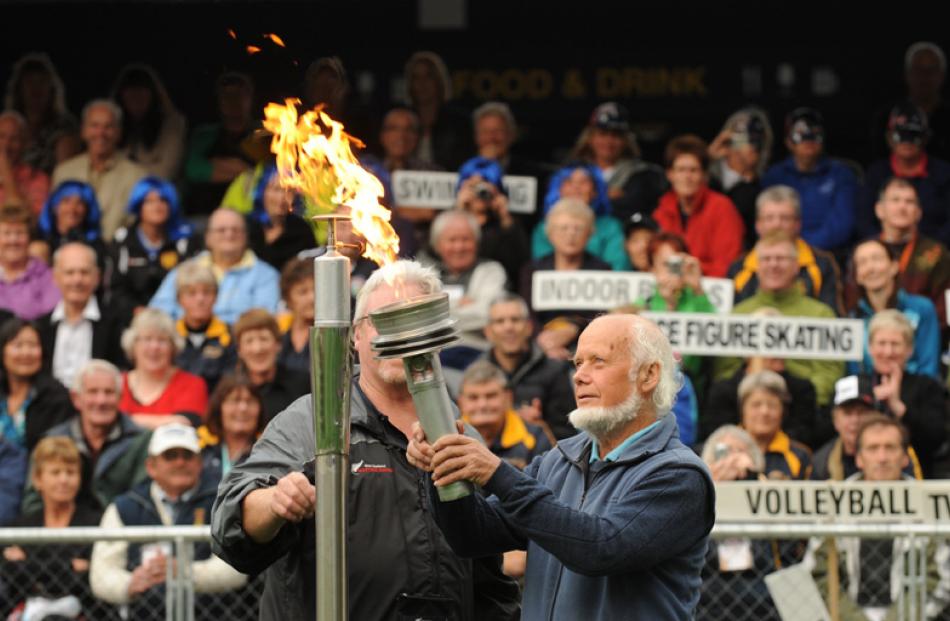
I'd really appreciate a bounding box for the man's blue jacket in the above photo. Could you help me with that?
[430,413,715,621]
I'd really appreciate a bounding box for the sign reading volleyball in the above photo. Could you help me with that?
[391,170,537,214]
[642,311,863,360]
[716,481,950,524]
[530,270,734,313]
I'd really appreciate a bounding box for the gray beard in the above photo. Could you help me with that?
[568,390,643,441]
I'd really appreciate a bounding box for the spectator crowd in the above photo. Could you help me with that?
[2,40,950,618]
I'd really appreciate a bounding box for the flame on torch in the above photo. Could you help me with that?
[263,99,399,266]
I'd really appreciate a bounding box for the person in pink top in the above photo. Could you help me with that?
[0,111,50,216]
[118,308,207,429]
[0,205,59,320]
[652,134,745,277]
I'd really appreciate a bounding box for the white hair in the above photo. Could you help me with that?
[52,242,98,273]
[628,317,681,415]
[905,41,947,74]
[702,424,766,472]
[121,307,184,361]
[429,209,481,249]
[353,259,442,324]
[72,358,122,393]
[81,98,123,126]
[472,101,517,135]
[756,185,801,220]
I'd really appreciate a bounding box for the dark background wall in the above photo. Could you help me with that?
[1,1,946,167]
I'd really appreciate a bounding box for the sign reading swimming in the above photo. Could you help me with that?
[391,170,537,214]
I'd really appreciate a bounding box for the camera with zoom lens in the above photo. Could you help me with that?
[473,182,495,203]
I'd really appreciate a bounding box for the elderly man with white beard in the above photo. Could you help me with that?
[407,313,716,620]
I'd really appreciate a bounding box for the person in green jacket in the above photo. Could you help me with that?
[713,231,844,405]
[636,231,715,381]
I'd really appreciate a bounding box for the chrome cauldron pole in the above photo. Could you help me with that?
[310,213,357,621]
[369,293,473,502]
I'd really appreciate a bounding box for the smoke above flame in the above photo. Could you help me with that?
[263,99,400,266]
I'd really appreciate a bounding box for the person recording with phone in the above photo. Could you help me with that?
[454,156,529,290]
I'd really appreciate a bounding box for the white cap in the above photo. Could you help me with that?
[148,423,201,457]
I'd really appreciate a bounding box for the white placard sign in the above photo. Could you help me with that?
[716,481,950,524]
[391,170,537,214]
[530,271,734,313]
[945,289,950,325]
[642,311,864,360]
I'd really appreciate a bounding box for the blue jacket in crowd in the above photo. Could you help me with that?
[430,412,715,621]
[762,156,857,251]
[0,439,27,525]
[848,289,941,380]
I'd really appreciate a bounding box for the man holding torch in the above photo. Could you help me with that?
[407,313,715,620]
[211,259,520,621]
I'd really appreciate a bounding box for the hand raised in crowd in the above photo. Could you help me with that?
[873,367,907,418]
[429,421,502,488]
[709,451,757,482]
[707,127,733,161]
[269,471,316,523]
[2,545,26,562]
[71,557,90,573]
[536,325,578,360]
[517,398,543,424]
[681,254,703,294]
[128,552,168,597]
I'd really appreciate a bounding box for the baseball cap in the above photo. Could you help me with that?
[888,101,929,145]
[833,375,875,408]
[148,423,201,457]
[786,108,824,144]
[590,102,630,133]
[624,212,659,237]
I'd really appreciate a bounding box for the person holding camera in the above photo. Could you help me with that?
[454,156,529,290]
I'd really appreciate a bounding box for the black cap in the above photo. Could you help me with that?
[590,102,630,133]
[624,212,659,236]
[833,375,876,408]
[786,107,824,144]
[888,101,929,145]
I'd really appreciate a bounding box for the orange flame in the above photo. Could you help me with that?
[264,33,286,47]
[246,45,261,54]
[227,28,237,40]
[263,99,399,266]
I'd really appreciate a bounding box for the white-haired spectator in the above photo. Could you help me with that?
[119,308,208,429]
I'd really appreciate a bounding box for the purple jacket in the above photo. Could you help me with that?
[0,258,60,320]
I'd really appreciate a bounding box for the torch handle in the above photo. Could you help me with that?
[403,354,473,502]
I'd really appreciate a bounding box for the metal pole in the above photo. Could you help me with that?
[310,215,353,621]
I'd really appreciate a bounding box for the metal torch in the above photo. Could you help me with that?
[309,213,358,621]
[369,293,473,502]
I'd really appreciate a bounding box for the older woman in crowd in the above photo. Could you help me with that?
[531,163,628,270]
[35,180,106,266]
[422,209,507,368]
[403,51,469,169]
[698,425,799,621]
[246,165,315,271]
[0,205,59,320]
[276,258,314,375]
[864,309,949,477]
[111,63,186,180]
[847,238,940,379]
[738,370,813,479]
[0,111,50,215]
[1,437,113,620]
[119,308,208,429]
[569,102,667,223]
[197,374,264,485]
[234,309,309,424]
[454,156,529,289]
[0,318,73,451]
[172,260,235,391]
[520,198,612,359]
[109,176,198,317]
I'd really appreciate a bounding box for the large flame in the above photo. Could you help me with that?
[263,98,399,266]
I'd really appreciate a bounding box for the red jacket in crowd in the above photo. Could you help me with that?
[652,187,745,277]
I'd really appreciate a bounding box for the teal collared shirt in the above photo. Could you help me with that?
[590,421,661,463]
